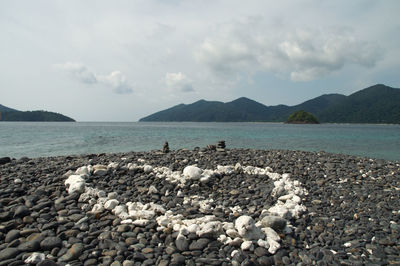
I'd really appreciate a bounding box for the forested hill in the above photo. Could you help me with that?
[0,105,75,122]
[0,104,18,113]
[140,84,400,124]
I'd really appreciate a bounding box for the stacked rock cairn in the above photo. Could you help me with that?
[163,141,170,153]
[217,140,226,151]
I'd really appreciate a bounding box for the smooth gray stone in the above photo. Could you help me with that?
[175,235,189,251]
[0,248,20,261]
[14,205,30,218]
[189,238,210,250]
[37,259,60,266]
[5,229,20,243]
[171,253,186,265]
[40,236,62,250]
[59,243,84,262]
[260,215,287,231]
[17,239,40,252]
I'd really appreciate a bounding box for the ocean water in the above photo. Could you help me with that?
[0,122,399,161]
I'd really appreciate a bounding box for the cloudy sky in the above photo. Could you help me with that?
[1,0,399,121]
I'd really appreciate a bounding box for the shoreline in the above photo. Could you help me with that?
[0,148,399,265]
[2,148,400,164]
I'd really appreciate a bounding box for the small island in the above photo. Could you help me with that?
[286,110,319,124]
[0,104,75,122]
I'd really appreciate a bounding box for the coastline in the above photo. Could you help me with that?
[0,148,399,265]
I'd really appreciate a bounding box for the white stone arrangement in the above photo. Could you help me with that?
[63,158,308,257]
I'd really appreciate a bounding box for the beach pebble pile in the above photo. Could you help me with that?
[0,149,399,265]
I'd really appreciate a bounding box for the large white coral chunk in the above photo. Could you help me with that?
[235,215,265,240]
[183,165,203,180]
[65,175,85,194]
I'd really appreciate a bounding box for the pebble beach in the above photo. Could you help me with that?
[0,148,399,265]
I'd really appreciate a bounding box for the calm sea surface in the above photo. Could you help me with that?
[0,122,399,161]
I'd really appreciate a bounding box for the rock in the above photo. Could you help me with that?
[189,238,210,250]
[107,191,118,199]
[240,240,253,251]
[122,260,135,266]
[40,236,62,250]
[84,259,98,265]
[65,175,85,194]
[143,165,153,173]
[171,253,186,265]
[0,157,11,165]
[132,219,150,226]
[24,252,46,264]
[158,260,169,266]
[207,145,216,151]
[5,229,20,243]
[59,243,84,262]
[260,216,287,231]
[0,248,20,261]
[263,227,280,242]
[14,205,30,218]
[18,239,40,252]
[142,247,153,254]
[226,229,240,238]
[197,221,222,238]
[163,244,175,254]
[93,165,107,176]
[183,165,203,180]
[104,199,119,210]
[217,140,226,151]
[37,259,60,266]
[148,185,158,194]
[230,237,244,247]
[91,203,104,213]
[266,238,280,255]
[235,215,265,240]
[117,224,131,232]
[0,211,12,221]
[175,234,189,251]
[76,166,90,176]
[254,247,269,257]
[163,141,170,153]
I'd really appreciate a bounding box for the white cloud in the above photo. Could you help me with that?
[165,72,194,92]
[97,71,133,94]
[55,62,133,94]
[196,19,383,82]
[54,62,97,84]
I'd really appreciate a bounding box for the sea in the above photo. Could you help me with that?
[0,122,399,161]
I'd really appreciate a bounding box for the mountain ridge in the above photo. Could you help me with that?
[0,104,75,122]
[140,84,400,124]
[0,104,18,113]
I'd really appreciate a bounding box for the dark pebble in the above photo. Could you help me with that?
[0,247,20,261]
[17,239,40,252]
[37,259,60,266]
[40,236,62,250]
[0,157,11,165]
[5,229,20,243]
[13,205,30,218]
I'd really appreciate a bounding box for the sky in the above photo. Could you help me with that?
[1,0,399,121]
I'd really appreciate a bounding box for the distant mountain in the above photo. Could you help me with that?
[0,104,75,122]
[140,84,400,124]
[0,104,18,113]
[319,84,400,123]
